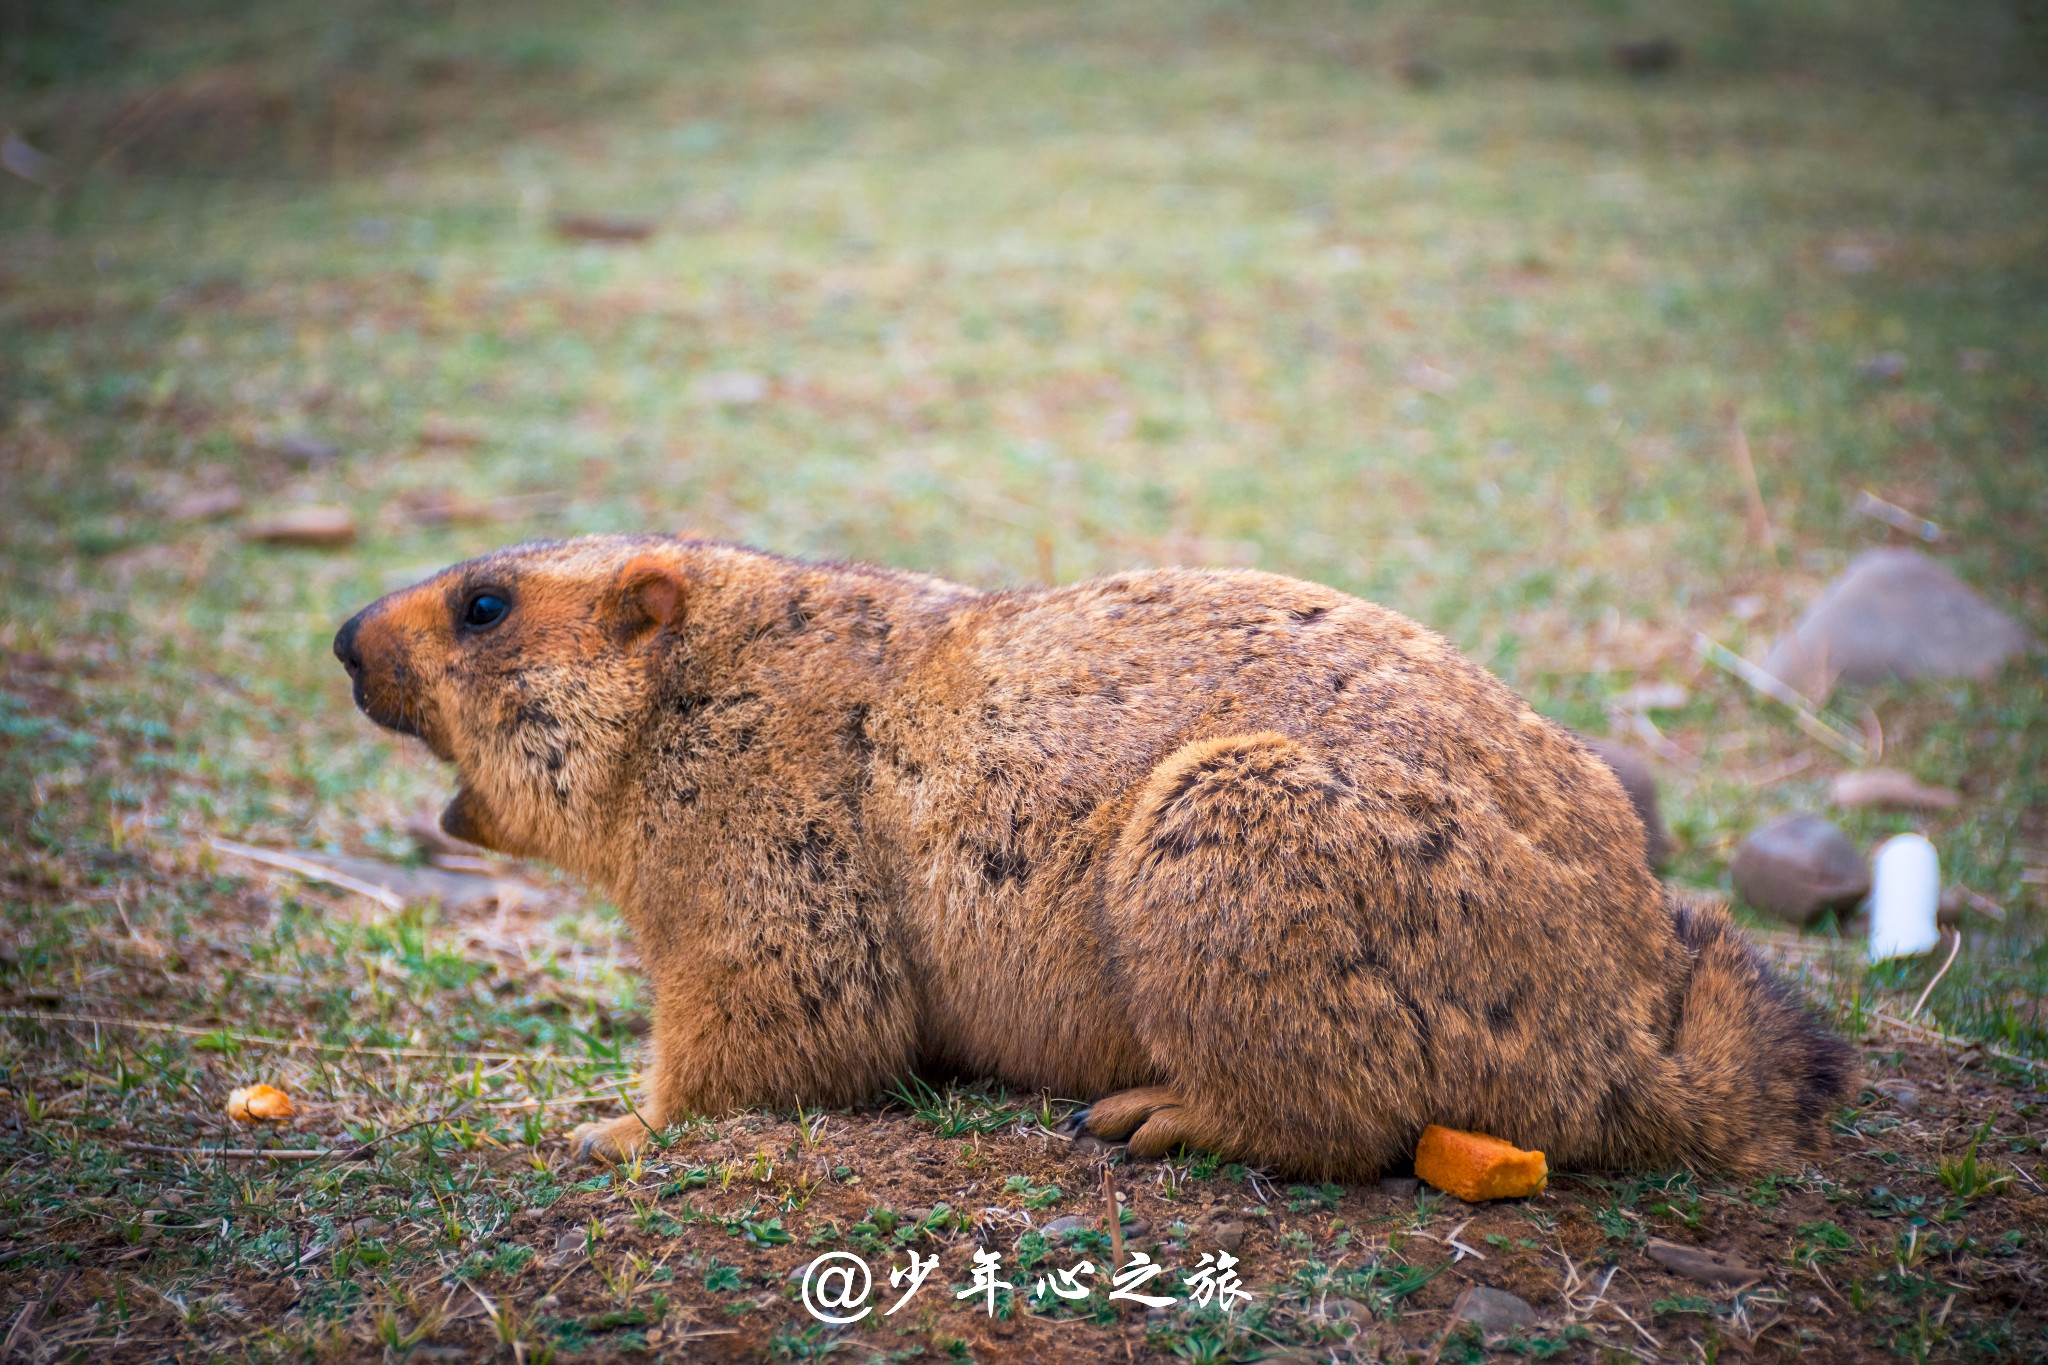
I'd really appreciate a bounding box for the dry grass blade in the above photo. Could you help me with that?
[1909,930,1963,1019]
[1869,1010,2047,1071]
[1727,411,1778,555]
[207,836,406,910]
[1694,634,1871,763]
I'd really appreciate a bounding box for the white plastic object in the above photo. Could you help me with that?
[1868,832,1940,962]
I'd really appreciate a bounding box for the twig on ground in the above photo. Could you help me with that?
[324,1096,481,1165]
[1607,1300,1663,1350]
[1958,889,2008,922]
[206,836,405,911]
[1695,634,1870,764]
[1443,1218,1486,1262]
[1728,412,1778,555]
[0,1009,621,1067]
[1102,1166,1126,1270]
[0,1267,75,1361]
[1853,490,1941,542]
[1909,931,1962,1019]
[1868,1010,2047,1071]
[479,1092,632,1111]
[120,1142,359,1161]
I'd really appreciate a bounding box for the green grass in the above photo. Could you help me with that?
[2,0,2046,1359]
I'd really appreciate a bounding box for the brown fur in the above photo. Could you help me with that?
[333,535,1857,1178]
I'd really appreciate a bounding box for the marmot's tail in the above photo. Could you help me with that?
[1655,891,1860,1174]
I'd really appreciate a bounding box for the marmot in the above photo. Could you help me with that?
[333,535,1855,1178]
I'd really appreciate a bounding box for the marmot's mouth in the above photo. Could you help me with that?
[349,680,456,762]
[440,786,501,852]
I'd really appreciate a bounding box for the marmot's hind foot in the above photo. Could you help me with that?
[1064,1085,1223,1160]
[1070,1085,1180,1141]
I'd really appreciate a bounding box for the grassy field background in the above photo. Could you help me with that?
[3,1,2046,1360]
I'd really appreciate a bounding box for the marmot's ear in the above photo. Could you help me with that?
[612,554,686,646]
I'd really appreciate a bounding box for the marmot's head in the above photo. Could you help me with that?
[333,535,689,870]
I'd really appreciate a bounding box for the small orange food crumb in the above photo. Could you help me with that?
[226,1084,295,1123]
[1414,1124,1548,1201]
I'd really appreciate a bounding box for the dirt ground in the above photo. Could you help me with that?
[4,1001,2043,1362]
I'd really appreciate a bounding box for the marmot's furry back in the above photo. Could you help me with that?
[335,536,1856,1176]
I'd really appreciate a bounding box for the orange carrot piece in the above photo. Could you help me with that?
[1414,1124,1548,1201]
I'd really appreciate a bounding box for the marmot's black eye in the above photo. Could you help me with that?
[461,592,510,632]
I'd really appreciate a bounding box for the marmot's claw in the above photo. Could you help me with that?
[1054,1106,1094,1140]
[569,1119,622,1165]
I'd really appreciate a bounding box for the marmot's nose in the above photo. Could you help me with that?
[333,611,366,678]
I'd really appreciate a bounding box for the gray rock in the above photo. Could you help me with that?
[1611,37,1681,75]
[1378,1176,1421,1199]
[1645,1238,1764,1288]
[1207,1220,1246,1252]
[1763,549,2031,700]
[1730,814,1871,925]
[1582,738,1672,868]
[1872,1078,1921,1113]
[1451,1285,1535,1334]
[1830,769,1960,812]
[268,434,341,466]
[1041,1214,1091,1238]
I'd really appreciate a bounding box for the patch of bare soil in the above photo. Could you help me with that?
[24,1035,2038,1363]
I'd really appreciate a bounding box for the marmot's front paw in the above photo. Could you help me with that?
[569,1114,652,1165]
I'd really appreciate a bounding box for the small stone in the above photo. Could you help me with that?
[1207,1220,1246,1252]
[1394,58,1444,89]
[1451,1284,1536,1334]
[266,434,341,466]
[417,414,486,449]
[551,212,656,243]
[1611,37,1680,74]
[691,370,770,406]
[169,487,246,522]
[1730,814,1871,926]
[1121,1220,1149,1239]
[1378,1176,1420,1199]
[1872,1079,1921,1113]
[1582,737,1672,868]
[242,506,358,549]
[1329,1298,1373,1322]
[1763,548,2031,700]
[1041,1214,1090,1238]
[1645,1238,1765,1288]
[1857,352,1908,383]
[1830,769,1961,813]
[553,1230,585,1254]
